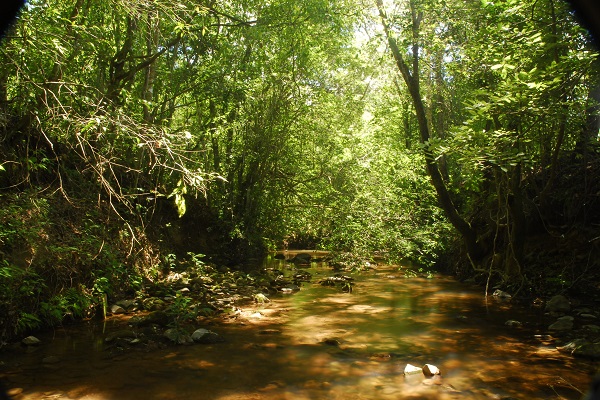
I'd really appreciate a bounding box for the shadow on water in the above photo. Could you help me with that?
[1,254,598,399]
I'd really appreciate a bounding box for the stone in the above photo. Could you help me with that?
[492,289,512,298]
[557,338,588,354]
[191,328,222,344]
[116,299,136,310]
[404,364,423,375]
[549,315,574,331]
[105,330,137,342]
[545,295,570,314]
[110,304,126,314]
[142,297,166,311]
[559,339,600,359]
[129,310,170,327]
[423,364,441,377]
[280,284,300,293]
[321,338,341,346]
[292,253,312,265]
[164,328,192,345]
[22,336,41,346]
[572,342,600,360]
[505,320,522,327]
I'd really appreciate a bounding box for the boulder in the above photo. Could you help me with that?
[545,295,570,314]
[549,315,574,331]
[22,336,41,346]
[191,328,222,344]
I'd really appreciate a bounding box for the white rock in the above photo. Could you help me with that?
[423,364,441,377]
[404,364,423,375]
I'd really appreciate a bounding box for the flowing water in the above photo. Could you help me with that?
[1,253,598,400]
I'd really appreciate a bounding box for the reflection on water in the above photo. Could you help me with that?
[1,256,597,399]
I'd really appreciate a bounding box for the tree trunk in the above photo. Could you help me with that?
[376,0,483,261]
[142,11,159,124]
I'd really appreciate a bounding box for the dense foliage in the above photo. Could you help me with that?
[375,0,599,294]
[0,0,598,341]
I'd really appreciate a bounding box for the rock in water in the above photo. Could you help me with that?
[557,338,588,355]
[291,253,311,265]
[22,336,41,346]
[404,364,423,375]
[105,330,137,342]
[164,328,192,345]
[423,364,441,377]
[492,289,512,298]
[545,294,570,314]
[549,315,574,331]
[191,328,222,344]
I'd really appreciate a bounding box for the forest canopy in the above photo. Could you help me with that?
[0,0,598,339]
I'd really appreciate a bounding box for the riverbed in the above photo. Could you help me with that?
[1,256,598,399]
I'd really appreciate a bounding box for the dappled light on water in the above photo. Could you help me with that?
[1,260,596,399]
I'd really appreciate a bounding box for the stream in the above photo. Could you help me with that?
[1,253,598,399]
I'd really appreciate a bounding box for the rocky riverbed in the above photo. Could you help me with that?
[2,253,600,399]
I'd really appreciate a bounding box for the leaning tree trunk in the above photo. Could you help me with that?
[376,0,483,261]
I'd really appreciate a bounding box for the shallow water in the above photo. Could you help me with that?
[1,256,598,399]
